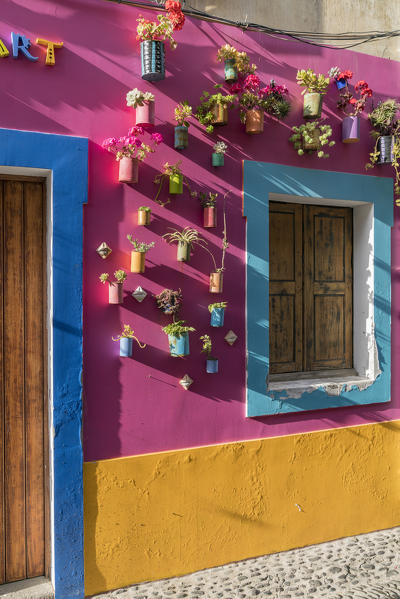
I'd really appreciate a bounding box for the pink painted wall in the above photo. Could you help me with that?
[1,0,400,462]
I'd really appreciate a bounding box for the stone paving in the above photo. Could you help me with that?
[92,527,400,599]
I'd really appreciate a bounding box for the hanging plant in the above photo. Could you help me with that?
[162,226,208,262]
[112,324,146,357]
[335,76,372,143]
[201,193,230,293]
[366,99,400,204]
[289,120,335,158]
[99,269,127,304]
[296,69,330,118]
[200,334,218,373]
[162,320,195,357]
[136,1,184,81]
[102,126,163,184]
[328,67,352,90]
[212,141,227,167]
[191,191,218,228]
[153,161,191,205]
[195,84,236,134]
[174,101,193,149]
[126,235,155,273]
[137,206,151,226]
[155,288,183,316]
[126,89,155,128]
[216,44,257,83]
[209,301,227,327]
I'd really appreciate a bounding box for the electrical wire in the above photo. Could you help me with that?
[101,0,400,50]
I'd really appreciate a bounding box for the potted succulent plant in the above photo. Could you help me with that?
[209,301,227,327]
[328,67,352,91]
[163,226,208,262]
[212,141,227,167]
[336,77,372,143]
[112,324,146,357]
[202,198,229,293]
[154,161,191,205]
[195,84,236,134]
[126,88,155,128]
[137,206,151,226]
[155,288,182,316]
[136,1,184,81]
[216,44,256,83]
[233,76,291,134]
[174,101,193,149]
[289,120,335,158]
[195,191,218,228]
[296,69,330,118]
[162,320,195,357]
[200,334,218,373]
[366,99,400,202]
[126,235,155,273]
[102,126,163,184]
[99,269,127,304]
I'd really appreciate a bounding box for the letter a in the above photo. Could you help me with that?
[11,32,38,61]
[36,39,63,65]
[0,39,9,57]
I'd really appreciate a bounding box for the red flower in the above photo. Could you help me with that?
[167,10,185,31]
[243,73,260,92]
[165,0,181,10]
[338,70,353,80]
[349,98,357,105]
[230,82,243,94]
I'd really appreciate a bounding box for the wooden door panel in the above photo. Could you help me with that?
[314,215,345,281]
[269,202,303,373]
[314,295,345,365]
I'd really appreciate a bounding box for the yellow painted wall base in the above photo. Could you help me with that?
[84,421,400,596]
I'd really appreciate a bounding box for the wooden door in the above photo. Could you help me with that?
[0,177,48,584]
[269,201,353,374]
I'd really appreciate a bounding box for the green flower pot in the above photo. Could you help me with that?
[169,173,183,194]
[303,93,323,118]
[212,153,224,167]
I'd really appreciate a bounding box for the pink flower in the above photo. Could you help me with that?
[151,132,163,144]
[230,82,243,94]
[129,125,144,136]
[244,74,260,92]
[102,137,117,150]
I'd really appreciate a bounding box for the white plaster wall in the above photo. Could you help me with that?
[189,0,400,60]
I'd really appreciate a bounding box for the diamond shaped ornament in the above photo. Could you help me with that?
[132,286,147,303]
[179,374,193,391]
[96,242,112,259]
[225,330,238,346]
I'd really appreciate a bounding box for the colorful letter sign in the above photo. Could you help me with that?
[0,33,63,65]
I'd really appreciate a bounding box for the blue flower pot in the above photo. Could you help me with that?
[224,59,238,83]
[336,78,347,90]
[168,332,190,357]
[212,153,224,167]
[174,126,188,150]
[120,337,133,357]
[210,307,225,327]
[141,40,165,82]
[206,358,219,373]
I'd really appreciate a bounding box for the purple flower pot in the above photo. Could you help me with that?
[342,116,360,144]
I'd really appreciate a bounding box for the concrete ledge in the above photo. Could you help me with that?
[0,577,53,598]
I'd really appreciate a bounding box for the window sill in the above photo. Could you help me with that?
[267,373,376,399]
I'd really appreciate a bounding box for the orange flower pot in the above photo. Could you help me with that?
[203,206,216,228]
[209,271,223,293]
[131,250,146,273]
[108,282,123,304]
[212,103,228,126]
[245,109,264,135]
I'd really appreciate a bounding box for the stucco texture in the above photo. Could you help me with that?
[84,420,400,595]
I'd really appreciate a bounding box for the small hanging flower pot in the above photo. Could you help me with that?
[177,240,191,262]
[173,101,192,150]
[303,93,323,118]
[195,191,218,229]
[336,78,346,90]
[377,135,395,164]
[119,157,139,184]
[224,59,238,83]
[99,270,127,305]
[303,128,321,151]
[209,271,223,293]
[212,102,228,126]
[169,172,183,194]
[127,235,155,273]
[245,109,264,134]
[211,141,227,167]
[162,321,195,357]
[342,116,360,143]
[196,90,235,134]
[200,335,218,373]
[296,69,329,118]
[289,121,335,158]
[209,302,227,327]
[126,89,155,128]
[140,40,165,82]
[163,227,206,263]
[206,357,219,373]
[113,324,146,357]
[137,206,151,226]
[174,126,188,150]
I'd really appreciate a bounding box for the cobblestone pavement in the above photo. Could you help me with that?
[92,527,400,599]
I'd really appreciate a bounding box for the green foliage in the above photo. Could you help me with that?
[138,206,151,212]
[163,226,208,247]
[112,324,146,347]
[155,288,182,316]
[126,235,155,252]
[162,320,195,336]
[200,334,212,356]
[195,85,236,134]
[296,69,330,95]
[208,301,227,312]
[289,120,335,158]
[196,191,218,207]
[99,270,127,285]
[368,99,400,136]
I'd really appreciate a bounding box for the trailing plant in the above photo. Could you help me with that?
[102,126,163,162]
[200,334,213,357]
[213,141,227,155]
[127,235,155,252]
[201,192,229,272]
[155,288,183,317]
[296,69,330,95]
[112,324,146,347]
[153,161,191,206]
[337,79,372,117]
[99,269,127,285]
[208,301,227,312]
[162,320,195,337]
[289,121,335,158]
[366,99,400,202]
[136,2,184,49]
[163,226,208,251]
[126,88,155,108]
[174,101,193,127]
[216,44,256,75]
[195,84,236,133]
[232,76,291,123]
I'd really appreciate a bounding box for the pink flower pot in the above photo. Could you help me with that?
[118,157,139,184]
[135,101,155,129]
[342,116,360,143]
[108,283,123,304]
